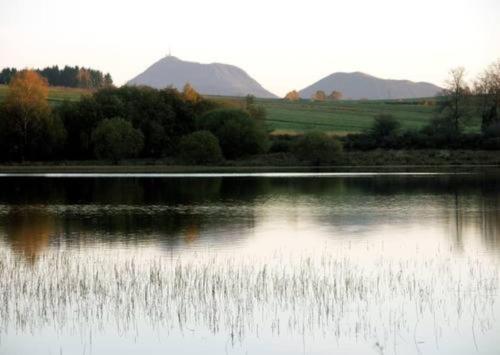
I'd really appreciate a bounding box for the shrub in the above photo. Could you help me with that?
[269,135,296,153]
[91,117,144,161]
[197,109,269,159]
[293,132,343,165]
[482,137,500,150]
[179,130,223,164]
[342,133,377,151]
[484,122,500,138]
[370,114,401,139]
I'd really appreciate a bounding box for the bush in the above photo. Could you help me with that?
[343,133,376,151]
[197,109,269,159]
[369,114,401,147]
[269,135,296,153]
[293,132,343,165]
[484,122,500,138]
[482,137,500,150]
[178,130,223,164]
[91,117,144,161]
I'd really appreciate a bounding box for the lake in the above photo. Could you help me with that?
[0,172,499,355]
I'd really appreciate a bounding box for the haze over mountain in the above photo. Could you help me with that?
[299,72,442,100]
[127,56,277,98]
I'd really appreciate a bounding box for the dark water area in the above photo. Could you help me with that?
[0,173,499,354]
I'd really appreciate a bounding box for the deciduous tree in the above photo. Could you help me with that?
[311,90,326,101]
[474,59,500,133]
[2,70,51,160]
[329,90,343,101]
[439,67,471,133]
[284,90,300,101]
[91,117,144,162]
[183,83,202,103]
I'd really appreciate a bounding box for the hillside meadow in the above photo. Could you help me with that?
[0,84,482,135]
[209,95,482,135]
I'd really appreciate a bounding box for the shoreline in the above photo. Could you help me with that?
[0,150,499,174]
[0,164,499,174]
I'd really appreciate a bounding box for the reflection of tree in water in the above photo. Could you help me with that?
[338,174,500,252]
[0,174,499,256]
[183,224,199,244]
[3,209,55,263]
[478,192,500,249]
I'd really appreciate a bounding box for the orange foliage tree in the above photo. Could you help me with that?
[329,90,343,101]
[284,90,300,101]
[2,70,52,159]
[311,90,326,101]
[183,83,203,103]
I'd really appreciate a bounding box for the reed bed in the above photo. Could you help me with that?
[0,247,498,350]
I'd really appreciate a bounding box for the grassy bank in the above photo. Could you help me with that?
[0,150,499,174]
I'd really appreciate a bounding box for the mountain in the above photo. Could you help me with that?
[127,56,277,98]
[299,72,442,100]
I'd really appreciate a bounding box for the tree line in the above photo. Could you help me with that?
[283,89,343,101]
[0,71,275,163]
[0,60,498,166]
[341,61,500,150]
[0,66,113,89]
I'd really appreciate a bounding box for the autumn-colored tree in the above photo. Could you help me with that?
[77,68,92,88]
[284,90,300,101]
[2,70,52,160]
[182,83,203,103]
[311,90,326,101]
[328,90,343,101]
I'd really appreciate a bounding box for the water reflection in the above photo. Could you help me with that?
[0,174,499,258]
[0,173,499,355]
[3,209,55,262]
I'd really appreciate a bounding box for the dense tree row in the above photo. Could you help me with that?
[0,66,113,89]
[1,59,499,166]
[0,71,272,163]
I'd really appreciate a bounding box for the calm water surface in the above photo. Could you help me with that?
[0,172,499,355]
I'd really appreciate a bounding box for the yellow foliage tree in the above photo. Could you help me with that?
[284,90,300,101]
[183,83,202,103]
[328,90,343,101]
[311,90,326,101]
[3,70,51,159]
[77,68,91,88]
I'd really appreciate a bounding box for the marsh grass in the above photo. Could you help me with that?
[0,245,498,352]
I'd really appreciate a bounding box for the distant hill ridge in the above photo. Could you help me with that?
[299,71,442,100]
[127,56,277,98]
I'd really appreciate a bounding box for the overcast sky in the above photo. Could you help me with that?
[1,0,499,96]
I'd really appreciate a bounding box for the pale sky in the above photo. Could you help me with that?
[1,0,499,96]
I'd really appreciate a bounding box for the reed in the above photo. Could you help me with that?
[0,246,497,351]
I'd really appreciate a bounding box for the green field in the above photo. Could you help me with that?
[0,85,481,134]
[259,99,438,135]
[213,96,481,135]
[0,84,86,106]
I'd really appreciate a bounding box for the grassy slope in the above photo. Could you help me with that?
[0,85,481,134]
[215,96,481,135]
[0,84,87,106]
[261,99,436,134]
